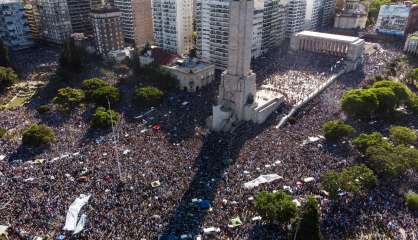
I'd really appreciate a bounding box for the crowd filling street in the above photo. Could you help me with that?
[0,42,417,240]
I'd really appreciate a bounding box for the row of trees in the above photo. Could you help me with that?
[254,191,322,240]
[49,78,120,129]
[322,120,417,180]
[341,80,415,118]
[50,77,167,129]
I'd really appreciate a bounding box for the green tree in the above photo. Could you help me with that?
[91,107,120,129]
[0,39,10,67]
[369,87,397,114]
[92,86,120,107]
[341,89,379,118]
[0,67,18,90]
[82,78,109,98]
[22,124,55,147]
[36,104,50,114]
[352,132,391,154]
[254,190,298,224]
[394,145,418,172]
[53,87,85,110]
[372,80,412,106]
[389,126,417,146]
[141,65,178,91]
[323,120,355,142]
[0,128,6,138]
[294,196,322,240]
[406,94,418,114]
[405,191,418,211]
[133,86,164,108]
[366,144,405,178]
[321,165,377,198]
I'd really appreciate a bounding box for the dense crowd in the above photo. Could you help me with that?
[254,50,340,105]
[0,42,417,240]
[10,47,60,79]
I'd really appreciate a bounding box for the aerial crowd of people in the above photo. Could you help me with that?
[0,42,417,240]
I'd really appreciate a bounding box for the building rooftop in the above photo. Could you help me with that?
[166,58,213,73]
[295,31,362,43]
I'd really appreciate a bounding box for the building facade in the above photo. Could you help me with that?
[0,0,34,50]
[37,0,72,44]
[197,0,288,69]
[113,0,153,46]
[375,4,410,36]
[320,0,336,28]
[132,0,153,47]
[334,0,368,29]
[23,0,41,41]
[91,6,124,55]
[405,4,418,35]
[304,0,321,30]
[404,32,418,55]
[163,58,215,92]
[286,0,306,37]
[152,0,193,55]
[66,0,93,34]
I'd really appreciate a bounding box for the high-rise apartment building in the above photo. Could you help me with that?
[304,0,321,30]
[262,0,287,52]
[113,0,153,46]
[91,5,124,54]
[37,0,72,44]
[197,0,287,69]
[66,0,93,34]
[23,0,41,41]
[286,0,306,37]
[0,0,34,50]
[320,0,336,28]
[152,0,193,55]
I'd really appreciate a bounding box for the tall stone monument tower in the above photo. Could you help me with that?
[210,0,283,131]
[211,0,257,131]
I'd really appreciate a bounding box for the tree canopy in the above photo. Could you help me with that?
[0,67,18,90]
[294,196,322,240]
[22,124,55,147]
[133,86,164,108]
[323,120,355,142]
[254,190,299,224]
[53,87,85,110]
[91,107,120,129]
[91,86,120,107]
[321,164,377,198]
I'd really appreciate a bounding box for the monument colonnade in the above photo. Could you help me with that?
[296,37,350,56]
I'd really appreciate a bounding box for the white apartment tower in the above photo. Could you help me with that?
[152,0,193,55]
[197,0,287,70]
[304,0,321,30]
[286,0,306,37]
[37,0,73,44]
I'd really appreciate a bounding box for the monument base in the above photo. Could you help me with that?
[210,87,284,132]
